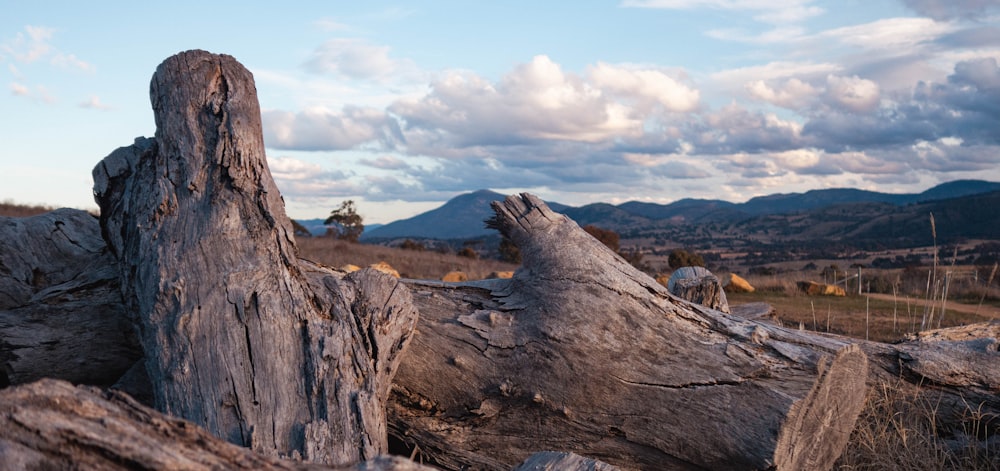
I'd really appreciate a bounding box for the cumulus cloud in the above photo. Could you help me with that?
[823,75,881,112]
[587,62,700,112]
[390,55,645,148]
[745,78,819,109]
[262,106,402,151]
[266,156,364,197]
[821,17,954,53]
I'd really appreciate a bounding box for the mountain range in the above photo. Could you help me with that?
[356,180,1000,245]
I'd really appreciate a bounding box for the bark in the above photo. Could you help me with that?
[0,378,435,471]
[0,209,140,388]
[89,50,418,465]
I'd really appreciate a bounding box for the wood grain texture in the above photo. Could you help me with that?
[0,209,140,388]
[0,378,437,471]
[90,50,418,465]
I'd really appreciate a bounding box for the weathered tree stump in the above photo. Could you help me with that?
[666,265,730,313]
[90,50,418,465]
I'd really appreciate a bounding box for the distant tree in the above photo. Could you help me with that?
[668,249,704,269]
[400,239,425,251]
[324,200,364,242]
[498,237,521,264]
[583,225,620,252]
[457,247,478,259]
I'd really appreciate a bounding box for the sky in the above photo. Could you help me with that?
[2,1,999,224]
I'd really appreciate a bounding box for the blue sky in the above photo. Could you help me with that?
[2,1,999,223]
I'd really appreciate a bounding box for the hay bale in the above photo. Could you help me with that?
[724,273,755,293]
[442,271,468,282]
[369,261,400,278]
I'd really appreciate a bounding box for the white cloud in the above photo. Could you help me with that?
[390,55,645,147]
[588,62,700,112]
[262,106,400,151]
[313,17,350,32]
[821,17,955,53]
[303,38,415,82]
[2,25,54,63]
[823,75,881,112]
[51,53,95,73]
[745,77,818,109]
[711,61,841,88]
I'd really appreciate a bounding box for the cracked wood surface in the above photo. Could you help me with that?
[0,378,437,471]
[387,193,869,470]
[89,50,418,466]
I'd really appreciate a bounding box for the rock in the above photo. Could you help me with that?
[487,271,515,279]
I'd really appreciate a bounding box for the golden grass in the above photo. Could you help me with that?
[836,379,999,470]
[0,200,57,218]
[296,236,519,281]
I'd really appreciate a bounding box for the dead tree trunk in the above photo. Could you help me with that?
[388,194,868,470]
[89,50,418,466]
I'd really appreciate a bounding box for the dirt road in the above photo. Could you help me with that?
[864,293,1000,320]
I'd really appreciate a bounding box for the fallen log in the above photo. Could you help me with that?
[388,194,868,470]
[0,208,140,388]
[0,378,435,471]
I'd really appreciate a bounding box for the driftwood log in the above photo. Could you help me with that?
[1,49,999,470]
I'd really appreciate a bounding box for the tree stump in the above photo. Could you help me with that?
[666,266,730,313]
[90,50,418,465]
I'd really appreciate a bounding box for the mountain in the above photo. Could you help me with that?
[294,218,382,237]
[612,180,1000,220]
[343,180,1000,249]
[362,190,508,240]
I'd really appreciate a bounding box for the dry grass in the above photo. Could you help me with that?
[296,236,518,280]
[728,272,996,342]
[0,200,57,218]
[836,379,999,470]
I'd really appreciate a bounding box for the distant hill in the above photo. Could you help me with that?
[335,180,1000,250]
[362,190,508,240]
